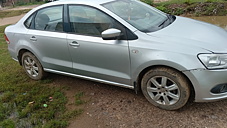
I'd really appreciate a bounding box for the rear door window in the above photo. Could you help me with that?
[34,5,63,32]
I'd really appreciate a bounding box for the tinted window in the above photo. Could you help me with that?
[24,14,34,28]
[34,6,63,32]
[68,5,125,37]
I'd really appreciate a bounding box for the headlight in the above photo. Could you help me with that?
[198,54,227,69]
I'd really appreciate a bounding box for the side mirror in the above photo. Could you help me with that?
[101,28,121,40]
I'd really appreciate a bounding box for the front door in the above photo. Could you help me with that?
[67,5,131,85]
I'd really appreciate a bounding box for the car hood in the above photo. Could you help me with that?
[147,16,227,53]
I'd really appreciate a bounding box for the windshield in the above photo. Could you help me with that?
[102,0,172,32]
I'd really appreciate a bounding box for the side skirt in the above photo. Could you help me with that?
[44,68,134,89]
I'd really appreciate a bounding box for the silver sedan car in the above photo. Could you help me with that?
[4,0,227,110]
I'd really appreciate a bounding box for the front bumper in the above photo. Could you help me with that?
[184,68,227,102]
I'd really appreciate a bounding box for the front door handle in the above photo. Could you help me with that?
[30,36,37,41]
[69,41,80,47]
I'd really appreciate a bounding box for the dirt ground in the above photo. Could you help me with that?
[50,74,227,128]
[2,3,227,128]
[0,15,25,26]
[0,5,39,26]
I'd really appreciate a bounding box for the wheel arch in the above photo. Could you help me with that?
[18,49,38,65]
[136,64,195,102]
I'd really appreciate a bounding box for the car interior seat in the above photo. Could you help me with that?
[36,14,50,30]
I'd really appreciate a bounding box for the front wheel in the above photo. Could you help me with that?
[141,67,190,110]
[22,52,45,80]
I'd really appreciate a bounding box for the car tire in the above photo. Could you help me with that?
[141,67,190,110]
[22,52,46,80]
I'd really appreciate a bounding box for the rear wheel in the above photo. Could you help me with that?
[141,67,190,110]
[22,52,45,80]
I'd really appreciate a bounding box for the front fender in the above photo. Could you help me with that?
[130,49,205,84]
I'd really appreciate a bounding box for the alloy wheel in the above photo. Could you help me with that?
[147,76,180,105]
[24,56,39,77]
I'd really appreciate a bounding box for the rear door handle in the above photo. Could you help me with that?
[30,36,37,41]
[69,41,80,47]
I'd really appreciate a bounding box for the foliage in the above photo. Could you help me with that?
[161,0,226,4]
[156,5,170,13]
[0,0,44,7]
[15,1,45,6]
[140,0,154,5]
[154,1,227,16]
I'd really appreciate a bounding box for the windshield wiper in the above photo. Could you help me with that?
[158,14,171,27]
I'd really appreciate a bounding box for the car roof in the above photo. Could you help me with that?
[53,0,114,5]
[31,0,115,11]
[29,0,115,15]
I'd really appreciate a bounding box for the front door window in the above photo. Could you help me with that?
[68,5,125,37]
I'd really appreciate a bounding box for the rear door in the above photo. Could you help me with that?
[26,5,73,73]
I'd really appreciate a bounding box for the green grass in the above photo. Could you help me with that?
[0,25,83,127]
[15,1,45,6]
[61,109,84,119]
[0,25,8,33]
[75,92,85,105]
[0,9,31,19]
[154,0,227,16]
[141,0,154,5]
